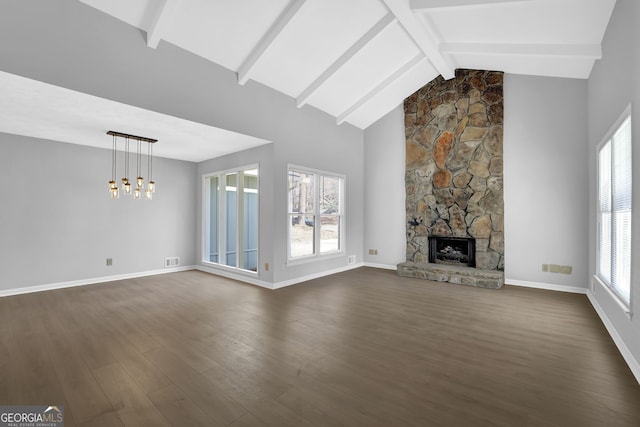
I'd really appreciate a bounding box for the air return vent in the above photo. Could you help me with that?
[164,257,180,268]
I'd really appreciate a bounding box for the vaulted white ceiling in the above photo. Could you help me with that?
[78,0,616,130]
[0,0,617,163]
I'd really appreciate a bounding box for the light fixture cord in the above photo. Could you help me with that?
[147,141,152,181]
[137,140,141,181]
[125,136,129,181]
[112,134,117,182]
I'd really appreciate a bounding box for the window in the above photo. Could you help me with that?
[203,166,258,272]
[597,111,632,306]
[288,166,344,261]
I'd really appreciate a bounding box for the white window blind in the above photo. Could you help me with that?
[597,115,632,305]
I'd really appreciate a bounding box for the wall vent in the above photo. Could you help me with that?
[164,257,180,268]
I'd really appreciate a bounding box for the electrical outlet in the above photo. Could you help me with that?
[106,258,113,266]
[348,255,356,264]
[368,249,378,255]
[264,263,269,272]
[560,265,572,274]
[541,264,549,272]
[549,264,561,273]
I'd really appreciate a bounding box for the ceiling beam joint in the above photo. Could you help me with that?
[146,0,178,49]
[381,0,455,80]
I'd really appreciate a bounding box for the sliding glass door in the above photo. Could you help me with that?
[204,166,258,272]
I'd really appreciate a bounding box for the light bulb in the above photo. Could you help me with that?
[124,182,131,194]
[134,188,141,199]
[108,180,116,191]
[137,177,144,187]
[145,189,152,200]
[148,181,155,193]
[110,187,119,199]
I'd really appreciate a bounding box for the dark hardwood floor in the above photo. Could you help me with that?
[1,267,639,426]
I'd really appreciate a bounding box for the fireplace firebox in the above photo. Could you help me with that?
[428,236,476,268]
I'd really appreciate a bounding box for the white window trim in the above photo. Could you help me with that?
[287,164,346,265]
[202,164,260,276]
[593,275,632,319]
[595,104,632,313]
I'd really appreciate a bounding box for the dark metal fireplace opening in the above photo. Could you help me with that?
[428,236,476,268]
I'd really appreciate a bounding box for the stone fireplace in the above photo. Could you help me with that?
[397,69,505,289]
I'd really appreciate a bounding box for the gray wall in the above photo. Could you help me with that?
[587,0,640,374]
[504,74,589,289]
[196,144,275,284]
[270,127,365,285]
[0,0,365,290]
[196,122,366,287]
[363,105,406,268]
[0,132,196,291]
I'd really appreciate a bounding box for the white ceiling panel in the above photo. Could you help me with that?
[163,0,291,70]
[306,22,421,117]
[60,0,619,134]
[422,0,615,45]
[345,58,439,129]
[248,0,389,98]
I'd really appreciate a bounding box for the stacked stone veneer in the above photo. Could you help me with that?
[398,69,504,288]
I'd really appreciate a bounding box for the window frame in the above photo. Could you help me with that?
[202,164,259,275]
[287,164,346,265]
[595,105,632,313]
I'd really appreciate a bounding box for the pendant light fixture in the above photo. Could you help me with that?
[106,131,157,200]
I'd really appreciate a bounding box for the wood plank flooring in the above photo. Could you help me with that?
[1,267,639,426]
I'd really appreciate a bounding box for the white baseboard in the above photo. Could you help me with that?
[273,262,364,289]
[505,279,587,294]
[197,262,364,290]
[587,290,640,384]
[472,277,639,385]
[2,261,365,297]
[0,266,196,298]
[195,265,274,289]
[363,262,398,270]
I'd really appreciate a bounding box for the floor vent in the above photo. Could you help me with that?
[164,257,180,268]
